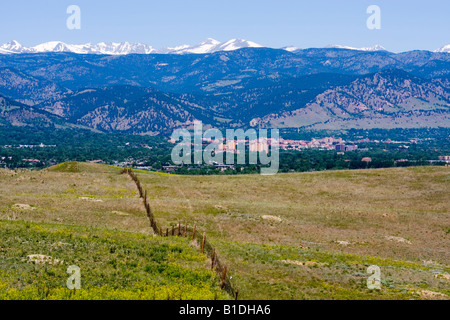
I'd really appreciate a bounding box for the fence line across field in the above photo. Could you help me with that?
[121,168,238,299]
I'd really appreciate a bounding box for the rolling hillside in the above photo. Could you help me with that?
[254,69,450,129]
[0,163,448,299]
[0,94,64,127]
[0,163,226,299]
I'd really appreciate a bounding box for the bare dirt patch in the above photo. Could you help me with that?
[261,215,282,222]
[79,197,103,202]
[25,254,63,265]
[417,290,449,300]
[12,204,35,210]
[385,236,412,244]
[280,260,326,267]
[112,210,130,216]
[336,240,351,246]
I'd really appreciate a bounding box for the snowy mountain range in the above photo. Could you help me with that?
[0,39,449,55]
[0,39,262,55]
[324,44,387,51]
[0,40,157,55]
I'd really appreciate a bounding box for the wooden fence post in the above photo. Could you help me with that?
[146,203,151,217]
[211,248,215,270]
[178,223,181,236]
[172,225,175,236]
[201,233,206,254]
[235,289,239,300]
[221,267,227,289]
[166,228,168,237]
[192,224,196,241]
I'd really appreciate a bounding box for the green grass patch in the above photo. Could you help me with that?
[0,220,228,300]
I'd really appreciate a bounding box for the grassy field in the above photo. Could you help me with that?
[0,162,225,299]
[0,162,148,233]
[0,220,226,300]
[0,162,448,299]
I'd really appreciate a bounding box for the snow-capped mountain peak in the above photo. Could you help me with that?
[0,40,31,53]
[218,39,262,51]
[325,44,387,51]
[32,41,72,53]
[364,44,386,51]
[281,46,299,52]
[4,40,23,51]
[159,38,262,54]
[435,44,450,53]
[200,38,221,46]
[169,38,222,54]
[92,42,156,54]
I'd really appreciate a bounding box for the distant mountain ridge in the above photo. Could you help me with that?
[0,39,263,55]
[1,39,449,55]
[0,46,449,134]
[0,93,64,127]
[251,69,450,129]
[324,44,387,52]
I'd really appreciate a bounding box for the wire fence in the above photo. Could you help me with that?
[121,168,238,299]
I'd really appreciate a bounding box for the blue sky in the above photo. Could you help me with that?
[1,0,449,52]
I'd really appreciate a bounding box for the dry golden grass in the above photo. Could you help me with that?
[138,167,449,266]
[0,162,149,234]
[1,163,448,299]
[132,166,449,299]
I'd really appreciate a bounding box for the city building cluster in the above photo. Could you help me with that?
[169,136,358,153]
